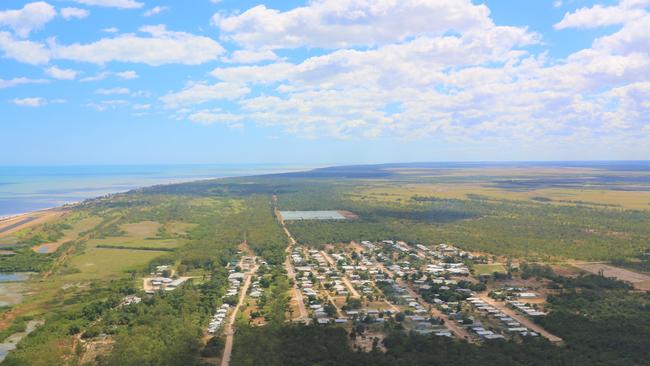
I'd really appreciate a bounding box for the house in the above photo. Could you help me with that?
[228,273,245,281]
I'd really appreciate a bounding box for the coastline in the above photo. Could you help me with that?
[0,164,317,222]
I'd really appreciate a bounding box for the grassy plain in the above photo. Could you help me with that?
[350,182,650,210]
[62,247,164,281]
[473,264,506,275]
[31,215,102,253]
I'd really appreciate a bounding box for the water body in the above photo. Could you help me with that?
[0,319,44,362]
[0,272,32,307]
[0,164,313,217]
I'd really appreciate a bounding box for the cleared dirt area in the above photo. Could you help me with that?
[573,263,650,290]
[0,210,67,237]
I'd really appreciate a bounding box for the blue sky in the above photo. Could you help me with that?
[1,0,649,165]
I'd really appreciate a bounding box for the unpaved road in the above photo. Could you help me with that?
[376,262,475,342]
[273,196,309,322]
[221,260,258,366]
[320,251,361,298]
[477,294,563,343]
[281,224,309,321]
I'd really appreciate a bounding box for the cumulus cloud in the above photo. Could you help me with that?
[81,70,138,82]
[187,109,244,125]
[555,3,647,29]
[10,97,47,107]
[0,1,56,38]
[95,87,130,95]
[72,0,143,9]
[115,70,138,79]
[222,49,278,64]
[0,77,47,88]
[0,25,223,66]
[197,0,650,142]
[0,31,50,64]
[87,99,129,111]
[160,82,250,108]
[50,25,225,65]
[61,7,90,20]
[144,6,168,16]
[45,65,79,80]
[212,0,498,49]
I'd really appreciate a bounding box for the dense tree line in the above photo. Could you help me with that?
[279,184,650,261]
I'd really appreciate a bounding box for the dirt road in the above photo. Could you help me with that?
[377,262,475,342]
[221,261,258,366]
[273,196,309,322]
[477,294,563,343]
[320,251,361,298]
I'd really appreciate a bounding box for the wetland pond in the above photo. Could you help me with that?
[0,273,32,307]
[0,272,40,362]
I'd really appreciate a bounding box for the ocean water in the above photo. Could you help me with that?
[0,164,309,217]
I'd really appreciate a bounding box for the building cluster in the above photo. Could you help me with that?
[507,300,547,317]
[145,265,187,294]
[120,295,141,306]
[283,238,554,343]
[467,297,539,338]
[226,272,245,298]
[208,304,230,334]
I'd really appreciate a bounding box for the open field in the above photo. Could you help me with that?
[86,237,180,249]
[473,264,506,275]
[32,216,102,254]
[572,263,650,290]
[120,221,161,237]
[350,183,650,210]
[62,247,166,281]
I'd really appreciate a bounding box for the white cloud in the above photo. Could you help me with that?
[45,65,79,80]
[51,25,225,65]
[187,109,243,125]
[206,3,650,142]
[72,0,143,9]
[0,31,50,64]
[144,6,168,17]
[133,103,150,110]
[0,77,47,88]
[212,0,497,49]
[95,87,130,95]
[103,27,119,33]
[116,70,138,79]
[87,99,129,111]
[160,82,250,108]
[555,1,648,29]
[10,97,47,107]
[553,1,563,8]
[80,70,138,82]
[0,1,56,38]
[211,62,296,84]
[222,49,278,64]
[61,7,90,20]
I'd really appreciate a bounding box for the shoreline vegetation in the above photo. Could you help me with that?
[0,162,648,365]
